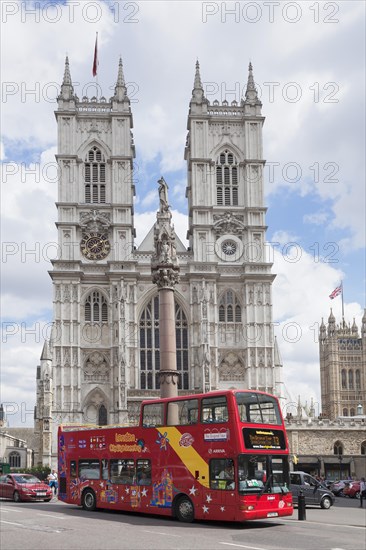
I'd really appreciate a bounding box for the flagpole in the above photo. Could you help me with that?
[341,281,344,323]
[96,32,98,99]
[93,32,99,99]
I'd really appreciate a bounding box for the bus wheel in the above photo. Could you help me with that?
[175,496,194,523]
[82,489,97,511]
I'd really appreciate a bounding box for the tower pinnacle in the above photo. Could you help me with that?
[190,59,207,107]
[59,56,75,101]
[244,62,261,106]
[112,57,129,104]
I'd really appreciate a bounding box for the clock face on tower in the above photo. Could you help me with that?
[80,232,111,261]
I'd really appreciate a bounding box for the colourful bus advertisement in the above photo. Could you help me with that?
[58,390,293,522]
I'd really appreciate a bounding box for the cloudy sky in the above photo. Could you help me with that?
[1,0,365,426]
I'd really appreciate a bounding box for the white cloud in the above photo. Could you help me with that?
[1,0,364,425]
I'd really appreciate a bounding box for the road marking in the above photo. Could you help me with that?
[277,518,365,530]
[142,530,181,537]
[219,543,267,550]
[38,513,66,519]
[0,519,67,533]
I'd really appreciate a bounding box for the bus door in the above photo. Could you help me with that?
[208,458,237,519]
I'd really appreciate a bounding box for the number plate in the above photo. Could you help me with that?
[36,492,46,496]
[267,512,278,517]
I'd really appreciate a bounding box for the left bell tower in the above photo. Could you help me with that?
[35,57,136,466]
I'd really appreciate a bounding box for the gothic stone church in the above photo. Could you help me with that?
[35,58,284,466]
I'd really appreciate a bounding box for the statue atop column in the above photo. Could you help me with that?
[151,177,180,290]
[151,177,180,403]
[158,177,169,213]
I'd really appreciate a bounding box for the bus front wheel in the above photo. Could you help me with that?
[175,495,194,523]
[82,489,97,511]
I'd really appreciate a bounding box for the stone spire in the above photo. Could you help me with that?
[59,56,75,101]
[113,57,128,102]
[328,308,336,336]
[320,317,327,342]
[41,340,51,361]
[351,318,358,336]
[243,62,262,108]
[241,62,262,115]
[190,60,208,109]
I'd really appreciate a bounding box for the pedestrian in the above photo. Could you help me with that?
[47,469,58,496]
[359,477,366,508]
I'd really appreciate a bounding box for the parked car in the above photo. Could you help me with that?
[330,479,351,496]
[0,473,53,502]
[343,481,361,499]
[290,471,335,509]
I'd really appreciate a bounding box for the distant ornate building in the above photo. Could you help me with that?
[35,58,284,466]
[286,415,366,480]
[320,310,366,420]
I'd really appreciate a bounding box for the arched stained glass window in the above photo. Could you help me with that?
[139,296,189,390]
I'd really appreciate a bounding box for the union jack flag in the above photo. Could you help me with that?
[329,285,342,300]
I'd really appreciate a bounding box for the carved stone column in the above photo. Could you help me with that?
[151,178,180,404]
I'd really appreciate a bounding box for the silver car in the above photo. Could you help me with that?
[290,471,335,509]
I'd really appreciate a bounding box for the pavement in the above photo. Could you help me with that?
[285,504,366,528]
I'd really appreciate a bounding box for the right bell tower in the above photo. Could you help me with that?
[184,62,282,398]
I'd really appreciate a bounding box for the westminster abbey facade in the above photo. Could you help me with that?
[35,58,284,465]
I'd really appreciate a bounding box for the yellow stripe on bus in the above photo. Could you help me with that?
[157,427,210,488]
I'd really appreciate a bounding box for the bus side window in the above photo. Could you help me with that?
[136,459,151,486]
[119,459,135,485]
[79,459,100,480]
[142,403,164,427]
[101,459,109,480]
[201,396,228,423]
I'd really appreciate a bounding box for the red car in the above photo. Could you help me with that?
[0,473,53,502]
[343,481,361,499]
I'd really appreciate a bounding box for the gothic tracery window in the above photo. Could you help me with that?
[139,296,189,390]
[333,440,343,455]
[216,150,238,206]
[348,370,354,389]
[341,369,347,389]
[361,441,366,455]
[219,290,242,323]
[84,146,106,204]
[356,369,361,389]
[85,291,108,322]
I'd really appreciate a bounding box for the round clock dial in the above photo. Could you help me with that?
[80,232,111,261]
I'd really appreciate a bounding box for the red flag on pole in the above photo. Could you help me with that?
[92,33,98,77]
[329,285,342,300]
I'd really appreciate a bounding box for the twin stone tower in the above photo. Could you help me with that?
[35,58,284,466]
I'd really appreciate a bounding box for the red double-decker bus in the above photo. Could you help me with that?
[58,389,293,522]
